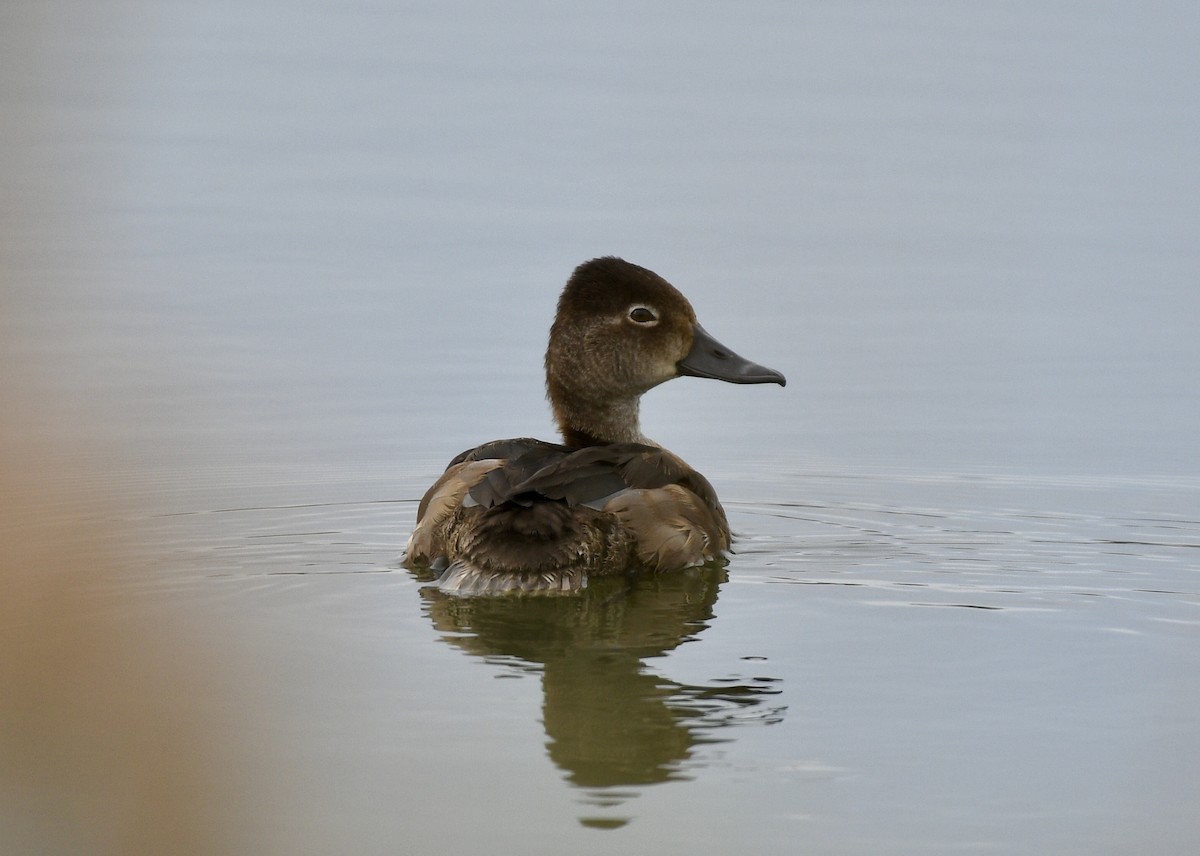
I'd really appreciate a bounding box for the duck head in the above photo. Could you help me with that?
[545,257,786,447]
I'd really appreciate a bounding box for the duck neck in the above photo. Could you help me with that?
[552,391,650,448]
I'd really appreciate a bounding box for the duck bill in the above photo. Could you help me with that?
[677,324,786,386]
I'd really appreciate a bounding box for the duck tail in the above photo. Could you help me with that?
[429,499,622,595]
[436,559,587,596]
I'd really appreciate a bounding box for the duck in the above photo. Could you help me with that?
[404,256,785,594]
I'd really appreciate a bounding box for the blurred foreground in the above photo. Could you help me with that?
[0,380,267,854]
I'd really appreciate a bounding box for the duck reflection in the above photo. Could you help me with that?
[414,563,785,801]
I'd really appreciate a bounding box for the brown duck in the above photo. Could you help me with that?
[405,257,785,594]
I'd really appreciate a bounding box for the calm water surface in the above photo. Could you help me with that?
[3,1,1199,854]
[118,467,1199,854]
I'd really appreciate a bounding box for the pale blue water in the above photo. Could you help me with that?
[3,1,1198,853]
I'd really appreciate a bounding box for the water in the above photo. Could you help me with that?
[3,1,1199,854]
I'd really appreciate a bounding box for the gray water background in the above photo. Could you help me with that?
[3,1,1198,853]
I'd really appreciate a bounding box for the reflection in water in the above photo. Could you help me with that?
[414,565,785,821]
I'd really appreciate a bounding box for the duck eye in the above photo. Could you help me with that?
[628,306,657,324]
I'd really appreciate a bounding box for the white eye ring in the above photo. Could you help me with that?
[628,305,658,325]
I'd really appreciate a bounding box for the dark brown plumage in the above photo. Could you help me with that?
[405,257,785,594]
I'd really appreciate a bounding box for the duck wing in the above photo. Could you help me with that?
[501,442,721,512]
[510,443,730,568]
[432,437,721,520]
[446,438,571,509]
